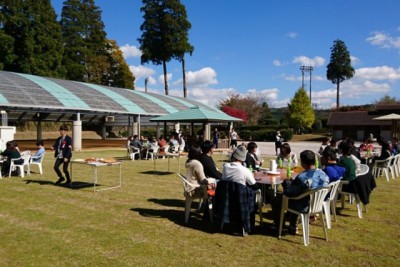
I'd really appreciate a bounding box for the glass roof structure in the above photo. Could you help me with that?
[0,70,222,123]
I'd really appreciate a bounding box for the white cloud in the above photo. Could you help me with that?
[350,56,360,65]
[366,31,400,49]
[129,65,155,80]
[287,32,298,39]
[355,66,400,80]
[185,67,218,87]
[120,44,142,58]
[273,60,283,66]
[168,86,234,108]
[158,73,172,85]
[293,56,325,67]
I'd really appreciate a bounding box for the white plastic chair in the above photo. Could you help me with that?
[178,173,213,224]
[390,154,400,178]
[322,180,341,229]
[128,146,140,161]
[372,156,394,181]
[146,144,159,160]
[278,187,330,246]
[9,154,31,177]
[29,152,46,174]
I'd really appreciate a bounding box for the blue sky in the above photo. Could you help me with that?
[51,0,400,109]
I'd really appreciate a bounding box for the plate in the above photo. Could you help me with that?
[267,171,280,175]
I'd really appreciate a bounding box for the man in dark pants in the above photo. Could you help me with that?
[51,124,73,186]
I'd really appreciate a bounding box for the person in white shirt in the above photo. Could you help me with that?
[229,128,238,149]
[222,145,256,187]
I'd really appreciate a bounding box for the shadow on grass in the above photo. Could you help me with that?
[130,207,217,234]
[148,198,183,208]
[24,179,95,190]
[139,170,174,175]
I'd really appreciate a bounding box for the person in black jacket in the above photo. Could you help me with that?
[199,140,222,180]
[245,142,262,170]
[51,124,73,185]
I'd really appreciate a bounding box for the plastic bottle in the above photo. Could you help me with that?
[249,165,253,173]
[286,160,291,178]
[315,158,319,169]
[278,158,283,168]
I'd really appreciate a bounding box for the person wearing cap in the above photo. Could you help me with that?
[222,145,256,187]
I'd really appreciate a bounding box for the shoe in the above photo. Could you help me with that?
[55,177,65,184]
[64,180,72,186]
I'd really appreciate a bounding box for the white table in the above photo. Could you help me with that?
[70,160,122,192]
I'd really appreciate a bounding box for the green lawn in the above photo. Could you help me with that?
[0,149,399,266]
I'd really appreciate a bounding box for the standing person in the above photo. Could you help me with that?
[275,131,282,155]
[229,128,238,149]
[213,128,220,149]
[51,124,73,185]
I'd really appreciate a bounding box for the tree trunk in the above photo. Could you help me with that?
[336,82,340,109]
[163,60,169,95]
[182,56,187,98]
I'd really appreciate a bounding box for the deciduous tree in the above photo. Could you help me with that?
[326,39,355,109]
[287,87,315,131]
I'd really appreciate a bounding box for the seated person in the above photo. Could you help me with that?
[391,137,399,155]
[216,145,259,234]
[244,142,262,170]
[359,138,374,152]
[317,137,330,155]
[343,138,361,173]
[168,134,179,152]
[321,146,345,183]
[222,145,257,188]
[185,145,216,196]
[338,140,357,193]
[199,140,222,180]
[129,135,142,159]
[31,140,45,163]
[276,142,298,167]
[269,150,329,233]
[157,135,167,154]
[1,140,23,175]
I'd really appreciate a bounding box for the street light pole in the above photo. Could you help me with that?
[300,65,313,103]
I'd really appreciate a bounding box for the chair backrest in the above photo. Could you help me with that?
[32,152,46,163]
[357,164,369,176]
[327,180,341,201]
[20,150,30,156]
[309,187,330,214]
[22,154,31,165]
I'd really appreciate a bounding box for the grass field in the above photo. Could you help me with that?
[0,148,399,266]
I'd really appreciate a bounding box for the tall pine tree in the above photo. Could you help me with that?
[61,0,107,83]
[138,0,193,95]
[0,0,64,77]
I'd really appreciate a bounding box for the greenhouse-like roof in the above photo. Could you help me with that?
[150,106,242,123]
[0,70,223,123]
